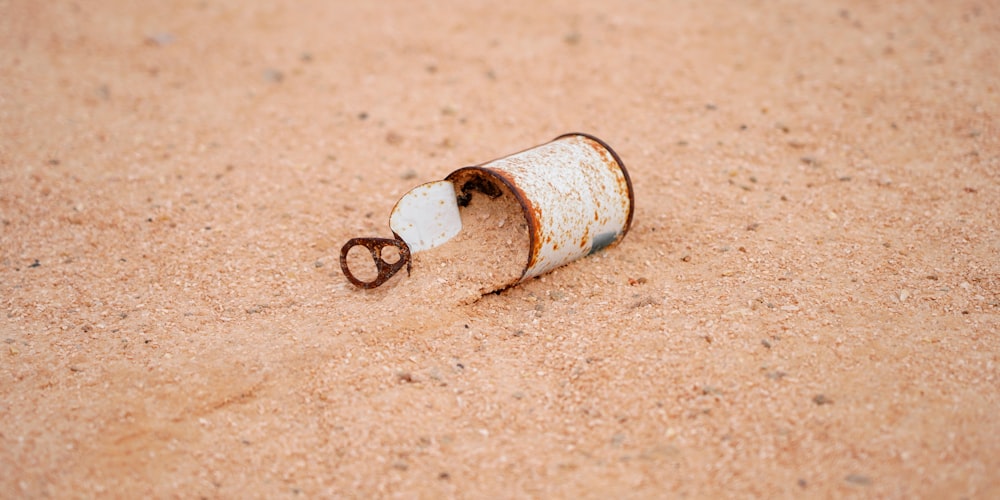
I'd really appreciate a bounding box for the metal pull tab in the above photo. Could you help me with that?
[339,237,412,289]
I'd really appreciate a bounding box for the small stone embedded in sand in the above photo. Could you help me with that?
[812,394,833,406]
[844,474,872,486]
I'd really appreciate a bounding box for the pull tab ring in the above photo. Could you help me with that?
[340,237,412,289]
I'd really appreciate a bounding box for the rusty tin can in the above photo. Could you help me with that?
[340,133,634,289]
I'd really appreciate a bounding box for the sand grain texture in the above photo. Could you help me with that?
[2,0,998,497]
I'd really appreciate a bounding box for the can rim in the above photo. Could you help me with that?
[445,166,536,280]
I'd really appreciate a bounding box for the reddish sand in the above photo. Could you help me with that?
[2,1,998,497]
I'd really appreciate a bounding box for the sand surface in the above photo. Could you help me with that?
[2,0,998,497]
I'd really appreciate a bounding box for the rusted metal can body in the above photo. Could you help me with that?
[341,132,633,289]
[446,133,634,281]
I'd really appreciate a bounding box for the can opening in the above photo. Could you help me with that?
[406,174,530,301]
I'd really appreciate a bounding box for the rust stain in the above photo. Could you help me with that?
[561,133,635,236]
[340,237,411,289]
[524,196,543,272]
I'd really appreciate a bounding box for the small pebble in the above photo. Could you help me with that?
[629,296,659,308]
[145,32,175,46]
[845,474,872,486]
[262,68,284,83]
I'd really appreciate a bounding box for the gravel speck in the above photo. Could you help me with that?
[845,474,872,486]
[813,394,833,405]
[145,32,175,46]
[262,68,284,83]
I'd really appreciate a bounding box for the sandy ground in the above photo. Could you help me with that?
[2,0,998,497]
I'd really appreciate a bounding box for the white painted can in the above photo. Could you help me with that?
[445,133,634,280]
[343,133,634,288]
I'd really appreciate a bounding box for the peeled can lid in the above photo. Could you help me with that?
[388,180,462,253]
